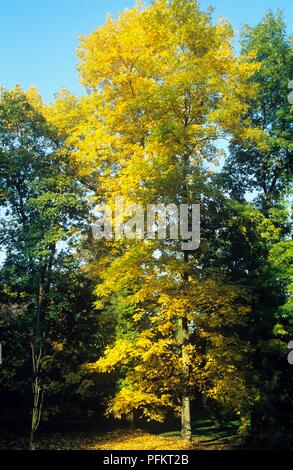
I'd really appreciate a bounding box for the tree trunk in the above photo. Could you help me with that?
[179,151,192,440]
[125,411,135,429]
[30,266,46,451]
[30,246,55,450]
[178,250,192,440]
[30,343,44,450]
[179,315,192,440]
[181,390,191,440]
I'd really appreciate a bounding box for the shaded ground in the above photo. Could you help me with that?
[0,419,245,450]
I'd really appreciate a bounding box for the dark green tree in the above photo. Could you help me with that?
[220,11,292,214]
[217,12,293,446]
[0,86,88,448]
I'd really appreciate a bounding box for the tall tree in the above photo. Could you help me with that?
[61,0,260,438]
[0,86,88,448]
[217,11,293,446]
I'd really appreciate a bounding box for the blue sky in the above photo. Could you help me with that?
[0,0,292,102]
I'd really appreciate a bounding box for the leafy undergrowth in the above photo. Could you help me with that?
[0,420,244,450]
[0,429,244,450]
[90,429,244,450]
[90,430,193,450]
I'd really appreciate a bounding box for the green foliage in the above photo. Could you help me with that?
[0,86,101,421]
[219,11,292,211]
